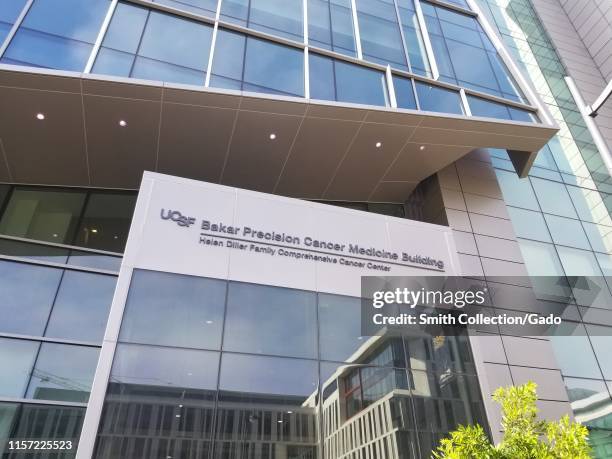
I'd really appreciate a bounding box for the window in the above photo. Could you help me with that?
[582,223,612,254]
[507,207,551,242]
[309,53,388,106]
[0,239,69,264]
[1,0,110,71]
[587,327,612,379]
[467,95,535,122]
[223,282,317,358]
[93,5,213,86]
[414,81,463,114]
[563,378,611,428]
[421,2,523,102]
[74,192,136,252]
[120,270,226,350]
[26,343,99,403]
[556,246,602,277]
[210,29,304,96]
[355,0,407,70]
[221,0,303,42]
[308,0,356,56]
[152,0,217,18]
[0,260,62,336]
[66,251,122,271]
[551,323,602,379]
[393,76,418,109]
[544,215,590,250]
[518,240,564,276]
[0,0,27,44]
[495,170,539,211]
[530,178,578,219]
[0,338,38,398]
[397,0,430,76]
[318,294,363,362]
[0,188,86,244]
[45,271,116,343]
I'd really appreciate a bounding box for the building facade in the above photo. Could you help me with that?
[0,0,610,458]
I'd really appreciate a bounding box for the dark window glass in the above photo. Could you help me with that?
[45,271,116,343]
[0,260,62,336]
[215,353,319,455]
[210,30,304,97]
[0,338,39,398]
[468,95,535,122]
[152,0,217,17]
[75,192,136,252]
[0,0,27,44]
[422,2,523,102]
[67,250,122,271]
[1,403,85,447]
[308,0,356,56]
[93,6,213,86]
[223,282,317,358]
[404,333,474,374]
[2,0,110,71]
[26,343,99,403]
[397,0,430,76]
[414,81,463,114]
[310,53,388,106]
[355,0,408,70]
[318,294,364,361]
[120,270,226,350]
[0,188,86,244]
[0,238,69,263]
[393,76,417,109]
[95,344,218,458]
[0,184,9,209]
[221,0,303,42]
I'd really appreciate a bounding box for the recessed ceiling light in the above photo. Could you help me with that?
[36,113,45,120]
[419,145,426,151]
[52,233,58,238]
[269,133,277,140]
[375,141,382,148]
[277,420,284,423]
[91,228,98,233]
[205,320,213,324]
[287,410,293,414]
[119,120,127,127]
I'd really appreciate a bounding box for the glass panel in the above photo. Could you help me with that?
[26,343,99,403]
[393,76,417,109]
[95,344,219,458]
[468,95,512,120]
[120,270,226,350]
[518,239,564,276]
[0,403,19,453]
[215,353,319,456]
[0,188,86,244]
[530,177,578,219]
[221,0,303,42]
[308,0,356,56]
[507,207,551,242]
[310,53,388,106]
[566,185,612,225]
[550,323,602,379]
[67,250,122,271]
[75,192,136,253]
[355,0,408,70]
[152,0,217,18]
[563,377,612,429]
[556,246,602,277]
[586,326,612,379]
[1,403,85,451]
[0,338,39,398]
[414,81,463,114]
[495,169,540,211]
[210,30,304,97]
[544,214,590,250]
[0,260,62,336]
[2,0,110,71]
[0,238,69,263]
[45,271,116,343]
[397,0,430,76]
[583,223,612,254]
[318,293,366,362]
[0,0,27,44]
[405,333,474,374]
[223,282,317,358]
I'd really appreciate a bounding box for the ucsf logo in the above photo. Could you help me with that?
[160,209,196,227]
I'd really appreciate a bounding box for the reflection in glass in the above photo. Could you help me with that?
[393,75,418,109]
[210,30,304,96]
[0,338,39,398]
[0,260,62,336]
[544,214,590,250]
[26,343,99,403]
[0,0,27,44]
[45,271,116,343]
[0,238,69,263]
[496,169,540,211]
[67,250,122,271]
[308,0,356,56]
[564,377,612,429]
[530,177,578,219]
[468,95,534,122]
[120,270,226,350]
[152,0,217,18]
[318,294,363,362]
[216,353,319,458]
[550,323,603,379]
[414,81,463,114]
[1,0,109,71]
[221,0,303,42]
[224,282,317,358]
[96,344,219,459]
[586,326,612,380]
[0,188,86,244]
[310,53,388,106]
[75,192,136,252]
[507,207,551,242]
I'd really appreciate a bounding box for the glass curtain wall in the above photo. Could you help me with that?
[0,0,538,122]
[473,0,612,455]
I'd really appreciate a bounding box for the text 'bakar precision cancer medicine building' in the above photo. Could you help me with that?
[0,0,612,457]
